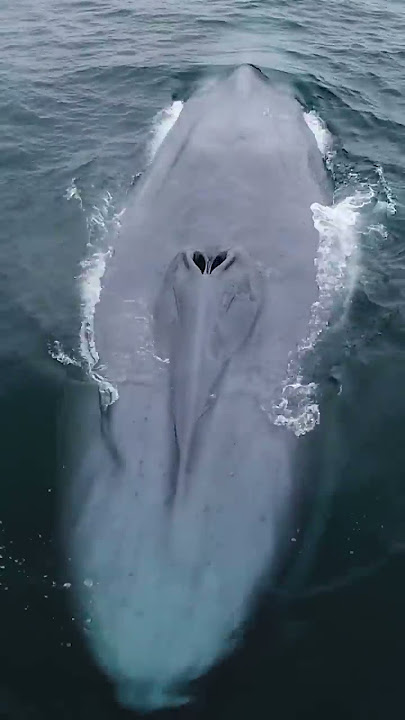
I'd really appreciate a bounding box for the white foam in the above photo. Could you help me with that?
[375,164,397,215]
[78,193,123,403]
[272,380,320,436]
[78,193,118,361]
[304,110,334,165]
[149,100,184,160]
[48,340,80,367]
[75,101,183,398]
[64,178,83,208]
[79,248,112,369]
[309,188,373,335]
[52,184,123,403]
[273,187,374,436]
[54,99,183,400]
[269,107,385,436]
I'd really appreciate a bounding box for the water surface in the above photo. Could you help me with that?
[1,1,405,718]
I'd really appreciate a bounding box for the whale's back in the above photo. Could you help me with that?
[63,66,332,711]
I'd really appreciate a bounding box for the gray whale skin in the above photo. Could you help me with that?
[61,65,331,711]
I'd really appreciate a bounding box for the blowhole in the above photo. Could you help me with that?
[210,252,228,273]
[193,251,206,273]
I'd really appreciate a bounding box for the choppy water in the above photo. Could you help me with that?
[1,1,405,718]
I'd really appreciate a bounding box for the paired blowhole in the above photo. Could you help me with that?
[192,251,229,274]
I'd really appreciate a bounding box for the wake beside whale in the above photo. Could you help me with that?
[60,65,332,710]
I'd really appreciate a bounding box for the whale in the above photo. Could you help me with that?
[60,65,332,711]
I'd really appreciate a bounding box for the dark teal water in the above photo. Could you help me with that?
[1,1,405,718]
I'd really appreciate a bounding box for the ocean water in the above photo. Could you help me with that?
[1,1,405,718]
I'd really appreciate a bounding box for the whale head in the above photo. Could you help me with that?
[154,247,264,492]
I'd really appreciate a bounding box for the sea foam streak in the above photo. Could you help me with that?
[304,110,334,166]
[149,100,184,160]
[270,112,374,435]
[81,101,183,383]
[56,180,122,405]
[53,101,184,400]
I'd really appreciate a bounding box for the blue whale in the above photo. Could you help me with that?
[61,65,332,710]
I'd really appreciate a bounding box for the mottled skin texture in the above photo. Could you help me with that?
[61,66,332,710]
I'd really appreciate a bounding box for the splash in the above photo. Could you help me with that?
[64,178,83,208]
[54,100,185,403]
[304,110,334,167]
[271,380,320,436]
[77,193,123,402]
[55,183,122,402]
[309,188,373,337]
[272,187,374,436]
[48,340,80,367]
[149,100,184,161]
[272,110,380,436]
[79,247,112,369]
[78,98,184,376]
[375,164,396,215]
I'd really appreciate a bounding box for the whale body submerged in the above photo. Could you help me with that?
[61,65,332,710]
